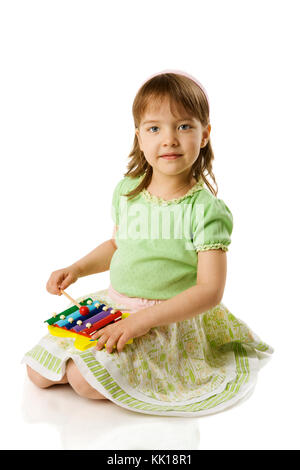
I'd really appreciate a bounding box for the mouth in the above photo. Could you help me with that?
[160,153,183,160]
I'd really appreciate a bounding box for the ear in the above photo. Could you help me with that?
[203,123,211,140]
[135,128,143,152]
[201,124,211,148]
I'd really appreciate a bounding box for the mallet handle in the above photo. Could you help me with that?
[60,289,82,309]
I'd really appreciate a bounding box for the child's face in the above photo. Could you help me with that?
[136,96,211,178]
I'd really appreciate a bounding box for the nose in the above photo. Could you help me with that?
[162,128,179,147]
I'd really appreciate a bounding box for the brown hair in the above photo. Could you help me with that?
[123,72,218,200]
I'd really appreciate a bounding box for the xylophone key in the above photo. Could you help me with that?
[72,307,116,333]
[83,311,122,336]
[44,298,93,325]
[57,301,105,329]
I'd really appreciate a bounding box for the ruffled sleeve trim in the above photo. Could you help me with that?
[195,243,229,252]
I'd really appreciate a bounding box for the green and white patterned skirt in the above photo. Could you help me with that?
[22,285,273,417]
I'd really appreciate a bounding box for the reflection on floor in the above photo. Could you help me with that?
[21,377,201,450]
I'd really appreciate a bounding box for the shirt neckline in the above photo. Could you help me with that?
[141,178,204,205]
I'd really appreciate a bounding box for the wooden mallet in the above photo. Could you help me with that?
[60,289,90,315]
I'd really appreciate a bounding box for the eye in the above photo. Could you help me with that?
[148,124,192,133]
[179,124,192,130]
[148,126,159,133]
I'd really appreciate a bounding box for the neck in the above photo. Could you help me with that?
[147,170,197,200]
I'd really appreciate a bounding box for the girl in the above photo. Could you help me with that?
[22,70,273,417]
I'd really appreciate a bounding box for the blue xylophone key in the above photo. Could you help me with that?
[63,302,106,330]
[55,301,105,327]
[55,301,105,328]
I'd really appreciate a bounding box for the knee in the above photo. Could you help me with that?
[66,360,92,397]
[66,360,105,399]
[26,365,51,389]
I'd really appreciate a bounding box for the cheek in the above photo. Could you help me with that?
[144,135,157,145]
[143,138,158,154]
[185,134,201,145]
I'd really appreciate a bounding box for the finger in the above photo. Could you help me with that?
[47,282,60,295]
[117,333,128,353]
[59,273,73,291]
[46,281,51,293]
[49,275,64,295]
[90,330,102,340]
[91,327,109,341]
[46,276,56,292]
[54,285,63,295]
[105,333,121,354]
[95,333,109,351]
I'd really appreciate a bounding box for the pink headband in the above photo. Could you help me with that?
[140,69,210,110]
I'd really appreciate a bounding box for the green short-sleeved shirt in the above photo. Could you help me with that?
[110,174,233,300]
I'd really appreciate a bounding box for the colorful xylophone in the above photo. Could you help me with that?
[45,297,132,351]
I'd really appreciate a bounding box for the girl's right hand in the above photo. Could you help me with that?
[46,265,80,295]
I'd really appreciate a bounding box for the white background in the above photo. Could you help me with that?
[1,0,299,450]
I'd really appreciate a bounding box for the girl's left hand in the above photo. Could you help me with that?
[91,310,152,353]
